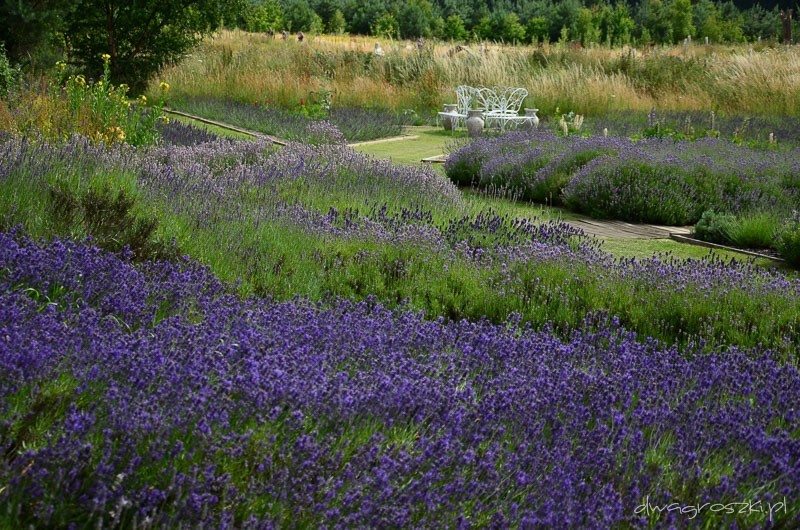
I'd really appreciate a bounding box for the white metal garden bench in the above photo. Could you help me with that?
[440,86,537,133]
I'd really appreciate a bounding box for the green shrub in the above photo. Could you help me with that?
[47,182,179,261]
[55,55,168,146]
[1,55,167,146]
[693,209,735,244]
[0,44,19,99]
[775,211,800,267]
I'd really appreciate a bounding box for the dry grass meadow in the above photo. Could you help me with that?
[153,29,800,118]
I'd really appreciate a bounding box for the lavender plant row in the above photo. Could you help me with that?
[586,110,800,146]
[157,119,221,146]
[446,131,800,226]
[3,134,800,356]
[1,231,799,528]
[170,97,405,142]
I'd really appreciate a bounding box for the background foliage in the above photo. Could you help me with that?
[0,0,795,95]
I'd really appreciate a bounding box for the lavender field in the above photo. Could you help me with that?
[2,123,800,527]
[2,231,799,528]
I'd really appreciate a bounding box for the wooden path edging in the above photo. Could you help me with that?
[165,109,418,148]
[670,234,785,262]
[164,109,288,146]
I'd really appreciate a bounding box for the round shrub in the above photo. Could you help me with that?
[693,209,735,244]
[444,143,489,187]
[775,211,800,267]
[525,148,610,204]
[562,154,703,226]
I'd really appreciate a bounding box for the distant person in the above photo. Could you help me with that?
[281,30,287,41]
[298,31,304,43]
[416,37,424,50]
[374,42,385,56]
[267,29,274,39]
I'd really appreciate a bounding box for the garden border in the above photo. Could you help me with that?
[164,108,288,145]
[670,234,785,262]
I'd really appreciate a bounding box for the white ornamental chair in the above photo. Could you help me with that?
[483,87,528,131]
[454,85,474,125]
[437,85,471,132]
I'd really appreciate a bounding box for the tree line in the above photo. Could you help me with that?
[241,0,792,45]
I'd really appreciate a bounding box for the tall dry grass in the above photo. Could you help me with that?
[153,29,800,118]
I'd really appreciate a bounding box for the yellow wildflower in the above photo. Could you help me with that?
[101,53,111,62]
[103,126,125,144]
[159,82,170,92]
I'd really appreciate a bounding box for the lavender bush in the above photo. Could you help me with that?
[301,120,348,146]
[447,131,800,226]
[1,231,798,528]
[585,110,800,147]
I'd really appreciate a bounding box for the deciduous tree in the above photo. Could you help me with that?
[63,0,244,94]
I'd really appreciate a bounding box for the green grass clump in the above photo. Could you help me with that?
[775,211,800,267]
[727,210,778,249]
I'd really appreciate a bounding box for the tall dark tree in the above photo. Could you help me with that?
[312,0,342,29]
[63,0,244,93]
[0,0,76,66]
[343,0,387,35]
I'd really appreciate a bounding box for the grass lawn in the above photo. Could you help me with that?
[600,237,784,268]
[352,125,467,166]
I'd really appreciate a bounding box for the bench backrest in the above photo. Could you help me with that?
[455,85,528,115]
[494,87,528,115]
